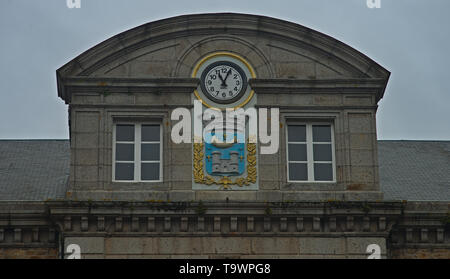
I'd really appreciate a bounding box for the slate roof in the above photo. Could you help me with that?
[378,140,450,201]
[0,140,69,200]
[0,140,448,201]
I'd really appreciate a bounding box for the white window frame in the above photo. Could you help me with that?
[112,122,163,182]
[286,122,336,183]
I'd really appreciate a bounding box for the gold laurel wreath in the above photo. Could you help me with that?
[193,140,257,189]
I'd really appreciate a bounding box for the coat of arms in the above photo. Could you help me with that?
[193,127,257,190]
[205,132,245,176]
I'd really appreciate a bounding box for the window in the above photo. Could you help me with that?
[286,123,335,182]
[113,123,162,182]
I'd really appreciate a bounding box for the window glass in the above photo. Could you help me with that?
[289,163,308,181]
[314,163,333,181]
[313,144,332,161]
[287,125,306,142]
[115,163,134,180]
[288,144,307,161]
[115,143,134,161]
[287,123,334,182]
[141,143,160,161]
[142,125,160,142]
[114,123,162,182]
[141,163,160,181]
[116,125,134,141]
[312,125,331,142]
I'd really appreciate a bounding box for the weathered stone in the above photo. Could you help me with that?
[274,62,315,78]
[65,237,104,254]
[195,191,257,202]
[104,237,152,255]
[391,248,450,259]
[252,237,299,254]
[313,95,343,106]
[346,237,386,255]
[348,113,373,133]
[298,238,345,255]
[74,132,99,149]
[350,149,374,166]
[168,191,194,201]
[203,237,251,254]
[256,191,282,202]
[349,133,374,149]
[155,237,203,255]
[75,112,100,133]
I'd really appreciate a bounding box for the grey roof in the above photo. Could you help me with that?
[0,140,448,201]
[0,140,69,200]
[378,140,450,201]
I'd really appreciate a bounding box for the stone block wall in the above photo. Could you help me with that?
[0,248,58,259]
[390,248,450,259]
[61,13,389,202]
[1,201,448,259]
[67,88,382,202]
[64,236,386,259]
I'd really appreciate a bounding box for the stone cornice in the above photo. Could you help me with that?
[56,13,390,102]
[56,14,390,79]
[250,78,387,102]
[45,201,404,238]
[0,202,57,248]
[0,201,447,250]
[58,77,387,104]
[58,77,199,104]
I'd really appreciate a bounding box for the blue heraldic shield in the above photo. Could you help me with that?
[204,131,245,176]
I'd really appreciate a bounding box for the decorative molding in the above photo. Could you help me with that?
[313,217,321,232]
[296,217,304,232]
[97,217,105,231]
[132,217,139,232]
[57,14,390,94]
[0,201,447,254]
[329,217,336,232]
[280,217,287,232]
[164,217,171,232]
[198,217,205,232]
[59,77,199,103]
[81,217,88,231]
[230,217,238,232]
[181,217,188,232]
[247,217,254,232]
[147,217,155,232]
[115,217,122,232]
[214,217,220,232]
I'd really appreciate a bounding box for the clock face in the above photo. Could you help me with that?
[200,61,248,104]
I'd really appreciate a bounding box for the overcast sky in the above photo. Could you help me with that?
[0,0,448,140]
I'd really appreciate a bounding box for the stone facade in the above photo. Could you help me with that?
[0,200,448,259]
[0,13,448,259]
[58,13,388,202]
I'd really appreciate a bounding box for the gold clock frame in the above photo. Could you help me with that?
[191,52,256,109]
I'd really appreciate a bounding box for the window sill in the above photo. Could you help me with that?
[281,181,343,191]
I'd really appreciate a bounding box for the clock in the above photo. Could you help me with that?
[192,52,255,109]
[200,61,248,104]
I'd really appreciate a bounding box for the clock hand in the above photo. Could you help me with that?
[217,72,224,83]
[218,70,228,87]
[223,69,232,86]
